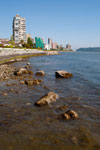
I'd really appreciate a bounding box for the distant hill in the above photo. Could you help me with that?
[77,47,100,52]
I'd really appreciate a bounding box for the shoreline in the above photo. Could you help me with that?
[0,48,59,65]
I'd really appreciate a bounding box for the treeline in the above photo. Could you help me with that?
[77,47,100,52]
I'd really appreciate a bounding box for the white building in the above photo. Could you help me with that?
[44,43,49,50]
[13,14,26,43]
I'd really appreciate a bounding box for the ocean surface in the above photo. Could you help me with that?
[0,51,100,150]
[30,51,100,106]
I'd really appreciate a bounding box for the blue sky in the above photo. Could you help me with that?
[0,0,100,49]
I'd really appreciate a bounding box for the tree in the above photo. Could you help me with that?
[27,37,33,48]
[9,40,15,46]
[20,40,24,44]
[9,35,15,46]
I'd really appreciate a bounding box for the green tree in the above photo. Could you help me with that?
[27,37,33,48]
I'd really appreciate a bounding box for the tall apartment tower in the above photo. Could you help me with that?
[48,38,52,49]
[13,14,26,43]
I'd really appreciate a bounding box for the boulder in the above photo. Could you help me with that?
[62,110,79,120]
[14,68,29,75]
[1,92,8,96]
[35,92,59,106]
[33,79,42,85]
[35,71,45,76]
[27,62,30,66]
[25,80,34,86]
[55,71,73,78]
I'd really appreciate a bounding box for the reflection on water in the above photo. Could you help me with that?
[0,52,100,150]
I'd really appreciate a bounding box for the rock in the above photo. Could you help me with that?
[71,136,78,144]
[33,79,42,85]
[55,71,73,78]
[14,68,29,75]
[20,80,25,85]
[35,92,59,106]
[26,103,31,106]
[28,70,33,75]
[35,71,45,76]
[27,62,30,65]
[9,88,14,92]
[25,80,34,86]
[58,105,68,111]
[25,79,42,86]
[1,92,8,96]
[62,110,79,120]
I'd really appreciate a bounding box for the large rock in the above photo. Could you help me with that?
[55,71,73,78]
[35,71,45,77]
[14,68,29,75]
[14,68,33,75]
[62,110,79,120]
[35,92,59,106]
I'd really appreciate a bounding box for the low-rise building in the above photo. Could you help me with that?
[0,39,10,46]
[66,44,71,49]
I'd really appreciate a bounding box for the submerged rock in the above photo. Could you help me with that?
[25,80,34,86]
[58,105,68,111]
[25,79,42,86]
[55,71,73,78]
[1,92,8,96]
[35,71,45,76]
[35,92,59,106]
[62,110,79,120]
[20,80,25,85]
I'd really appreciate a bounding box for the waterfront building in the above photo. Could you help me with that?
[52,42,57,49]
[35,37,44,49]
[48,38,52,49]
[66,44,71,49]
[13,14,26,43]
[44,43,49,50]
[59,45,63,49]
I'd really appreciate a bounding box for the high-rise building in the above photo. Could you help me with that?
[52,42,57,49]
[48,38,52,49]
[13,14,26,43]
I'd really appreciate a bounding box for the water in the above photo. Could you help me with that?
[0,52,100,150]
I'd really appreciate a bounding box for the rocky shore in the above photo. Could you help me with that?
[0,54,100,150]
[0,60,78,121]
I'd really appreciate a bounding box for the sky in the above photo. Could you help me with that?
[0,0,100,49]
